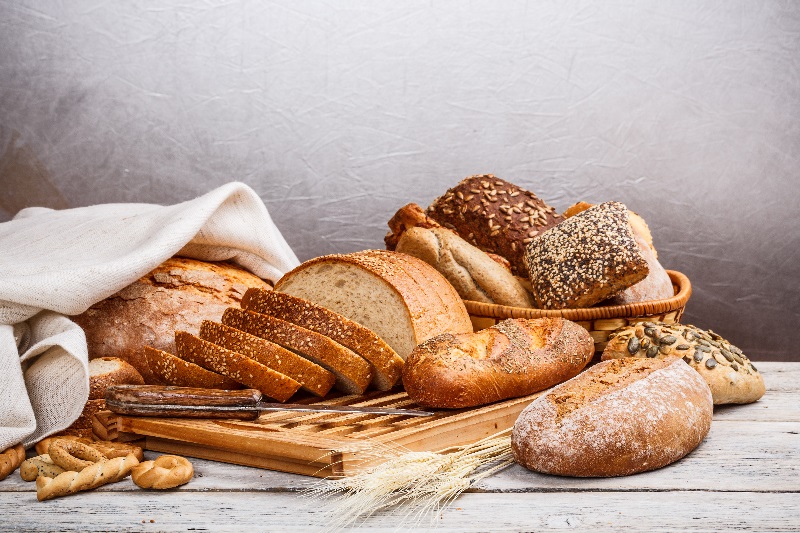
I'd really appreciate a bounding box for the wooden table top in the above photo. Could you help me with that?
[2,361,798,532]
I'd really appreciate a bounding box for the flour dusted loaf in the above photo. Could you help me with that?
[602,322,765,404]
[72,257,270,383]
[426,175,563,276]
[402,318,594,409]
[240,289,404,390]
[274,250,473,360]
[524,201,649,309]
[512,357,713,477]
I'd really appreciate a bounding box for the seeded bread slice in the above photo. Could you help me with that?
[175,331,301,402]
[241,289,404,391]
[221,308,372,395]
[274,250,473,360]
[143,346,242,390]
[199,321,335,397]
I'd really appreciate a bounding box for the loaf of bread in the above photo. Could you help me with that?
[524,201,649,309]
[175,331,301,402]
[199,321,335,397]
[275,250,473,360]
[602,321,765,404]
[222,308,373,395]
[512,357,713,477]
[402,318,594,408]
[72,257,271,383]
[395,226,534,308]
[143,346,243,390]
[240,290,403,390]
[88,357,144,400]
[426,175,563,276]
[563,201,656,257]
[385,202,445,251]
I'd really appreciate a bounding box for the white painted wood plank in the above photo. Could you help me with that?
[1,491,798,532]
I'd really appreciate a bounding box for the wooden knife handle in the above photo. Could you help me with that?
[105,385,262,406]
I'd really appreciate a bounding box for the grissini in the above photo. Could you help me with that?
[402,317,594,409]
[36,453,140,501]
[512,357,713,477]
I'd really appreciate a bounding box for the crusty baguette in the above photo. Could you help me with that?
[240,289,403,390]
[221,308,373,395]
[175,332,302,402]
[402,318,594,409]
[512,357,713,477]
[395,226,534,307]
[275,250,473,360]
[143,346,242,390]
[199,321,335,397]
[36,453,139,501]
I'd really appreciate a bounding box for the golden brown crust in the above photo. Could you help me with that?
[525,201,649,309]
[35,436,143,462]
[402,318,594,409]
[20,454,66,481]
[48,440,106,471]
[511,357,713,477]
[426,175,563,276]
[384,203,444,251]
[36,453,139,501]
[0,444,25,481]
[131,454,193,489]
[175,331,301,402]
[602,321,766,404]
[222,308,373,395]
[88,357,145,400]
[143,346,242,390]
[199,321,335,397]
[72,257,270,383]
[240,290,403,391]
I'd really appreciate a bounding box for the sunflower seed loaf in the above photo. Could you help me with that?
[602,321,765,404]
[426,175,563,276]
[524,201,649,309]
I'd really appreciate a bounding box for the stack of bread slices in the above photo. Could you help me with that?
[142,250,473,402]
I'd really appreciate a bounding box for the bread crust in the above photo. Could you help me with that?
[602,322,765,404]
[175,331,301,402]
[199,321,335,397]
[222,308,373,395]
[395,226,534,307]
[402,318,594,409]
[426,175,563,276]
[143,346,242,390]
[512,357,713,477]
[72,257,270,383]
[240,290,403,390]
[88,357,145,400]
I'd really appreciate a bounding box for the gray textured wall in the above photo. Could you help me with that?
[1,1,798,360]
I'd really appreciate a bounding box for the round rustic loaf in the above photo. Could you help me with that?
[512,357,713,477]
[72,257,270,383]
[88,357,144,400]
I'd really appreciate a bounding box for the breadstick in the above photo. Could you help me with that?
[36,435,144,462]
[0,444,26,481]
[48,440,106,471]
[20,455,66,481]
[132,455,194,489]
[36,453,139,501]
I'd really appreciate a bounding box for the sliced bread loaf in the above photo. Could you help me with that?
[143,346,242,390]
[274,250,473,360]
[199,321,335,397]
[221,308,373,395]
[240,289,404,390]
[175,331,301,402]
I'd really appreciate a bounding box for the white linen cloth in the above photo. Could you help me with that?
[0,182,299,449]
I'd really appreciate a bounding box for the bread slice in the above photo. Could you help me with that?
[199,321,335,397]
[274,250,473,360]
[174,332,301,402]
[143,346,242,390]
[221,308,372,395]
[240,289,404,390]
[88,357,145,400]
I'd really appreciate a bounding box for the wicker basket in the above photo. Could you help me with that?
[464,270,692,353]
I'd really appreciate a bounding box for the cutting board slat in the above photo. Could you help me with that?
[96,390,542,478]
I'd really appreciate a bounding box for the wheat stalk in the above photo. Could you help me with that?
[306,430,514,531]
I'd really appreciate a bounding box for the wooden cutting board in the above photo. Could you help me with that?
[93,390,542,478]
